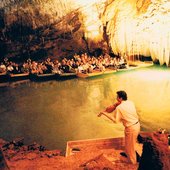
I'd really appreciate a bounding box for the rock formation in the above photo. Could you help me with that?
[0,0,170,65]
[138,132,170,170]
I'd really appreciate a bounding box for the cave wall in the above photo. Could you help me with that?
[0,0,109,62]
[0,0,170,64]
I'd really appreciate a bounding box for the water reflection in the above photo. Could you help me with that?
[0,65,170,151]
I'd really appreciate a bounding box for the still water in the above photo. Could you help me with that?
[0,65,170,151]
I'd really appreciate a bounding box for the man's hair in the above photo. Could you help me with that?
[117,91,127,100]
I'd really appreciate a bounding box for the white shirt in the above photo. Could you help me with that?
[114,100,139,127]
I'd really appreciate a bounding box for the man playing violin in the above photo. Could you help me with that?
[98,90,140,164]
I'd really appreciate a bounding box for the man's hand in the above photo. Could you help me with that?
[97,112,103,117]
[97,111,116,123]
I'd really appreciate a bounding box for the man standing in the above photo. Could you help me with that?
[98,90,140,164]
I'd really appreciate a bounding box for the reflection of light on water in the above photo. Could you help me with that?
[87,86,102,109]
[89,87,100,98]
[1,66,170,150]
[134,70,170,81]
[124,68,170,131]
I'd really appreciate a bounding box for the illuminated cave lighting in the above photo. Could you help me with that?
[83,5,103,41]
[73,0,170,65]
[1,0,170,65]
[134,70,170,81]
[104,0,170,65]
[71,0,106,41]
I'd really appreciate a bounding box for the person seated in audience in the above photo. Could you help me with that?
[118,56,127,69]
[59,60,70,73]
[0,51,130,77]
[0,62,6,73]
[22,62,30,73]
[6,62,14,73]
[52,60,61,74]
[77,62,84,73]
[30,61,38,74]
[87,65,94,73]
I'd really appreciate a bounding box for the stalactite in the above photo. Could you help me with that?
[0,0,170,64]
[103,0,170,65]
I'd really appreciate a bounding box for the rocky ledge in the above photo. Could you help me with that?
[0,132,170,170]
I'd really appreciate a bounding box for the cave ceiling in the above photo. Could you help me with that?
[0,0,169,65]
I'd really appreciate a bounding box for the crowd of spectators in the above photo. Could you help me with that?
[0,53,127,75]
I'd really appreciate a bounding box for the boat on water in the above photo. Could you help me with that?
[0,62,154,83]
[66,132,151,158]
[76,71,103,78]
[8,72,30,81]
[103,69,117,75]
[76,69,116,78]
[66,131,153,157]
[29,73,56,81]
[55,72,77,80]
[117,61,154,72]
[66,137,125,157]
[0,72,7,76]
[0,72,8,82]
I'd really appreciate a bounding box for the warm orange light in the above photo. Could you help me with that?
[133,70,170,81]
[52,0,170,65]
[76,1,104,41]
[104,0,170,65]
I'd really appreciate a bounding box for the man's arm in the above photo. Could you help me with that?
[98,101,121,122]
[105,105,116,113]
[105,102,121,113]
